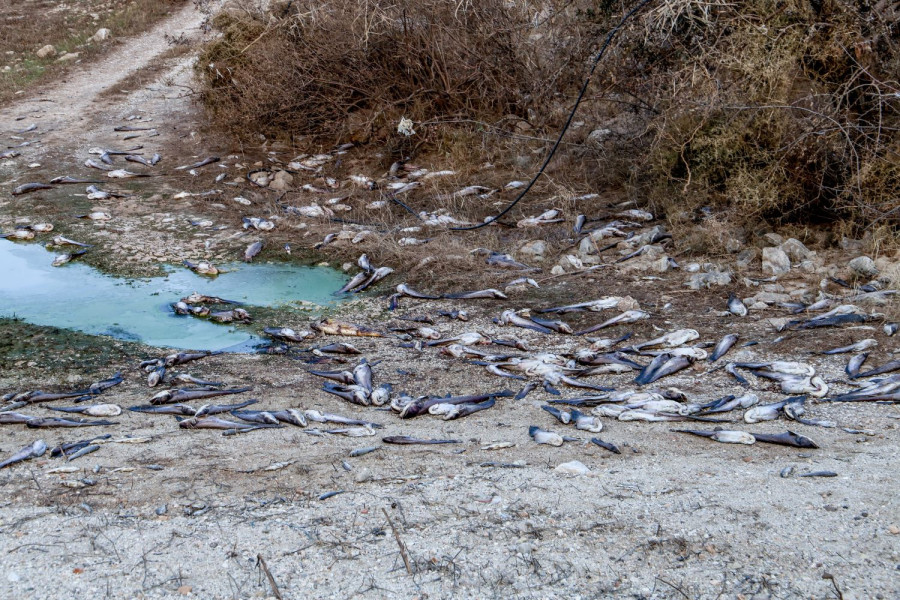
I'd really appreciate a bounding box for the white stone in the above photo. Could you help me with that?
[780,238,812,262]
[56,52,79,62]
[555,460,591,476]
[848,256,878,278]
[762,247,791,276]
[36,45,55,58]
[518,240,546,261]
[90,28,111,42]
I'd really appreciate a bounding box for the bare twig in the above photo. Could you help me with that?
[381,508,413,575]
[256,554,283,600]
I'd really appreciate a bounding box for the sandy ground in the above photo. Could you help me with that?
[0,3,899,599]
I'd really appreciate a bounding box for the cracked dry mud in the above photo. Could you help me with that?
[0,3,898,599]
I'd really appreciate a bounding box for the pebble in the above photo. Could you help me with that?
[555,460,591,476]
[848,256,878,278]
[762,247,791,276]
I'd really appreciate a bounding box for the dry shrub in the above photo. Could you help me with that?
[198,0,592,145]
[616,0,900,229]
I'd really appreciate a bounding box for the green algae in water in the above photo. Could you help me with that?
[0,240,347,351]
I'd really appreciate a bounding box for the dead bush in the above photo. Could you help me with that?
[197,0,595,145]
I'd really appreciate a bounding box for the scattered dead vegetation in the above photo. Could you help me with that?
[0,0,190,104]
[197,0,899,237]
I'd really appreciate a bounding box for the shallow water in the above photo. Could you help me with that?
[0,240,347,351]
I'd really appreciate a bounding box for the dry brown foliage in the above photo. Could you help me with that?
[198,0,900,233]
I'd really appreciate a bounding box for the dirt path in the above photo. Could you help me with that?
[0,1,206,150]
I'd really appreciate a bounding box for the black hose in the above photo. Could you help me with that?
[450,0,655,231]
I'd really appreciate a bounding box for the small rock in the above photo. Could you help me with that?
[36,45,55,58]
[848,256,878,278]
[554,460,591,476]
[90,28,111,42]
[780,238,812,262]
[762,232,784,245]
[724,237,744,254]
[7,572,20,583]
[888,525,899,535]
[840,237,864,252]
[685,269,731,289]
[268,170,293,191]
[735,248,758,270]
[177,585,192,595]
[354,468,373,483]
[155,505,167,516]
[518,240,546,261]
[56,52,79,62]
[762,247,791,276]
[550,265,565,276]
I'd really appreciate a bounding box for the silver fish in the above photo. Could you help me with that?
[499,310,553,334]
[675,429,756,444]
[528,426,563,446]
[243,241,262,262]
[846,353,868,378]
[0,439,47,469]
[442,289,507,300]
[12,182,54,195]
[820,338,877,355]
[576,310,649,335]
[175,156,219,170]
[727,294,748,317]
[709,333,739,362]
[46,403,121,417]
[107,169,149,178]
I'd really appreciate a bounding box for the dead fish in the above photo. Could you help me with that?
[181,293,240,305]
[432,397,496,420]
[243,241,262,262]
[744,397,804,423]
[483,251,538,271]
[396,283,440,300]
[541,405,572,424]
[0,439,47,469]
[499,310,554,334]
[51,248,88,267]
[336,272,369,295]
[382,436,460,445]
[574,214,587,234]
[799,470,836,477]
[25,417,117,428]
[853,359,900,379]
[442,289,508,300]
[675,429,756,444]
[576,310,649,335]
[313,318,383,337]
[353,266,393,293]
[709,334,739,362]
[114,125,155,131]
[171,374,223,387]
[750,430,819,449]
[46,403,121,417]
[0,149,21,159]
[697,393,758,415]
[0,412,35,424]
[51,235,91,247]
[84,159,113,171]
[846,353,868,378]
[529,315,573,334]
[183,260,219,275]
[149,387,251,405]
[50,176,103,184]
[150,153,161,165]
[124,155,153,167]
[528,426,564,446]
[1,229,35,240]
[175,156,220,170]
[820,339,877,355]
[128,403,198,416]
[315,342,361,354]
[438,309,469,322]
[65,444,100,461]
[12,182,54,195]
[727,293,748,317]
[108,169,149,179]
[179,416,281,431]
[230,410,280,425]
[634,354,694,385]
[632,329,699,351]
[590,437,620,454]
[884,323,898,336]
[263,327,313,343]
[75,212,111,221]
[210,308,251,323]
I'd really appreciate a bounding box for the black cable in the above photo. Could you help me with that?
[450,0,655,231]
